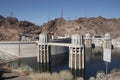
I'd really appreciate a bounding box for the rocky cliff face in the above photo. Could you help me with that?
[0,15,41,41]
[41,16,120,38]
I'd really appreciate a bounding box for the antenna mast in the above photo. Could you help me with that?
[61,8,63,18]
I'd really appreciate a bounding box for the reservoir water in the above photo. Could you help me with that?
[7,47,120,80]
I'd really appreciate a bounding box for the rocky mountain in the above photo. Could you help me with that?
[0,15,41,41]
[0,15,120,41]
[41,16,120,38]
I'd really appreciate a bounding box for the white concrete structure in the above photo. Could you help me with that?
[112,38,120,47]
[69,34,84,69]
[0,33,115,71]
[0,41,36,58]
[37,34,49,63]
[37,34,85,70]
[71,34,83,45]
[103,33,111,49]
[39,34,48,44]
[84,33,92,47]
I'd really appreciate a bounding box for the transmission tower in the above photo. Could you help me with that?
[61,8,63,18]
[10,12,13,17]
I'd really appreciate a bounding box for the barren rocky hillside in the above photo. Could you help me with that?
[41,16,120,38]
[0,15,41,41]
[0,15,120,41]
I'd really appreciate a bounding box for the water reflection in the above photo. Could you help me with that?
[85,47,104,79]
[3,47,120,80]
[85,47,103,62]
[38,63,49,72]
[70,69,85,80]
[38,53,68,72]
[85,47,120,80]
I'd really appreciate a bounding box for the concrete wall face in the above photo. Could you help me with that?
[20,44,37,57]
[51,46,68,55]
[0,44,20,57]
[0,43,37,58]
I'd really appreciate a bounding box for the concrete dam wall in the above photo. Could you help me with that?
[0,40,69,58]
[0,41,37,58]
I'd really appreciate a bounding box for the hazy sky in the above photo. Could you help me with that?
[0,0,120,25]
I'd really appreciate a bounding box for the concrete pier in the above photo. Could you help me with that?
[103,33,111,49]
[37,34,49,63]
[84,33,92,48]
[37,34,49,72]
[69,34,84,69]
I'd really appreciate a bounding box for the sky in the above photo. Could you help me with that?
[0,0,120,25]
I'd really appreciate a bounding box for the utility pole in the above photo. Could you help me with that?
[61,8,64,24]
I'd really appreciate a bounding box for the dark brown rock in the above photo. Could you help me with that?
[6,17,18,25]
